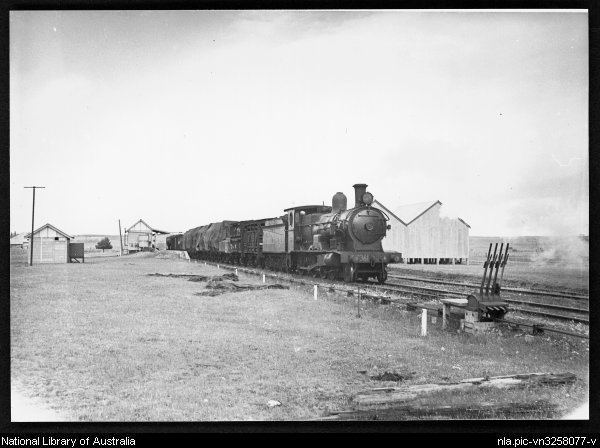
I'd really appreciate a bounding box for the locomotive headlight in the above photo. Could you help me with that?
[362,192,374,206]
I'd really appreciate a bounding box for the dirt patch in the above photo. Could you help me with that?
[192,273,238,283]
[195,281,289,297]
[147,273,239,282]
[147,272,288,296]
[370,371,414,382]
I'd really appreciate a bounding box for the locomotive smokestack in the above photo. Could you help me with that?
[353,183,368,208]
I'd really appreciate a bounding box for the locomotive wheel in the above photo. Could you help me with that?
[376,270,387,284]
[343,263,356,283]
[320,269,328,279]
[327,270,337,281]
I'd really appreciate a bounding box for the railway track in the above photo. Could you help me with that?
[384,278,589,321]
[185,257,589,338]
[388,274,588,301]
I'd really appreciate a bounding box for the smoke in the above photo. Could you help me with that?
[528,236,589,267]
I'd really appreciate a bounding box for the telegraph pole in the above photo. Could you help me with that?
[24,186,45,266]
[118,219,123,256]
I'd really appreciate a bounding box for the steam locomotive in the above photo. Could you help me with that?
[167,183,402,283]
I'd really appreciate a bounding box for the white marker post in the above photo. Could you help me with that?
[421,309,428,336]
[235,268,238,276]
[442,303,448,329]
[262,274,266,283]
[313,285,318,300]
[217,264,219,269]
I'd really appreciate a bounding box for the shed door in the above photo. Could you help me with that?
[40,238,54,263]
[53,241,67,263]
[38,239,67,263]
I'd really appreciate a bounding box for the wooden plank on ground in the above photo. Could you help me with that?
[317,400,557,420]
[352,372,576,409]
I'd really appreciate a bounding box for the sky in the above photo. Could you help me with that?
[10,10,588,236]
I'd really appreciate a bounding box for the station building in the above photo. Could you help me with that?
[124,219,170,253]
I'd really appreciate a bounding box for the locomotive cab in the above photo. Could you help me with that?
[284,205,332,252]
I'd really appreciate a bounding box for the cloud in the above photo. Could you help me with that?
[9,11,588,235]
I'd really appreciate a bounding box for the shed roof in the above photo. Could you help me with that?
[373,200,408,226]
[126,219,170,234]
[374,200,441,225]
[10,232,29,244]
[396,200,442,224]
[458,217,471,229]
[25,223,73,239]
[375,199,471,229]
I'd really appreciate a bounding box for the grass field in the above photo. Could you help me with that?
[10,252,589,421]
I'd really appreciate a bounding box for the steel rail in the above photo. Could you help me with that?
[494,318,589,339]
[384,279,590,318]
[384,280,464,297]
[388,274,588,300]
[501,298,588,314]
[507,306,589,324]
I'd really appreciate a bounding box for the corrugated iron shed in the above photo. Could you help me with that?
[374,199,470,264]
[24,223,73,264]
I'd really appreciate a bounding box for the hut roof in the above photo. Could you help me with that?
[24,223,73,239]
[10,232,29,245]
[126,219,170,234]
